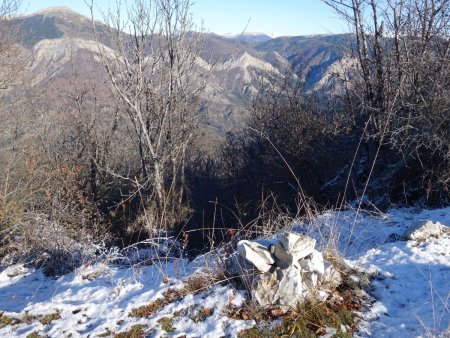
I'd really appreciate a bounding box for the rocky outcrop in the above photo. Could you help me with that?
[227,232,342,310]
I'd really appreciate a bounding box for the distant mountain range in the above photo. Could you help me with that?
[220,32,273,44]
[11,7,355,137]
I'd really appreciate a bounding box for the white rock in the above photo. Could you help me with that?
[302,271,319,293]
[275,266,304,309]
[280,232,316,261]
[317,290,329,301]
[405,221,445,241]
[299,249,325,275]
[322,261,342,288]
[322,327,338,338]
[252,266,305,310]
[226,252,258,285]
[269,243,292,269]
[237,240,275,272]
[232,233,342,309]
[251,271,279,307]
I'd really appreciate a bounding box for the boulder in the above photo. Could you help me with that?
[404,221,445,241]
[225,252,259,285]
[302,271,319,292]
[251,270,279,307]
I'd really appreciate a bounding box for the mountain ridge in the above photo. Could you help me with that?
[11,6,354,136]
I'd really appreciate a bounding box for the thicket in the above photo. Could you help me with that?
[0,0,449,269]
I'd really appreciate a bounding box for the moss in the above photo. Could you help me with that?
[157,317,175,332]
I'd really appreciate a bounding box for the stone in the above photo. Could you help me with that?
[274,266,304,309]
[237,240,275,273]
[404,221,445,241]
[229,232,343,310]
[252,265,304,310]
[299,249,325,275]
[269,243,292,269]
[321,261,342,288]
[252,270,279,307]
[302,271,319,293]
[225,252,258,285]
[280,232,316,261]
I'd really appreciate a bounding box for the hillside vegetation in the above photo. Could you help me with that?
[0,1,449,336]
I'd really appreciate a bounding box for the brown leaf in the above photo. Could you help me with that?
[270,308,284,317]
[316,327,326,335]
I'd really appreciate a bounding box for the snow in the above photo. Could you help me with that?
[1,207,449,337]
[357,238,450,337]
[0,257,252,337]
[221,32,272,39]
[296,207,450,337]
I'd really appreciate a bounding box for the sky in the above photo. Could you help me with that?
[20,0,349,37]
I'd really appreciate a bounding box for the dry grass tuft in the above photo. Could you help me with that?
[129,271,223,318]
[113,324,149,338]
[157,316,175,332]
[190,306,214,323]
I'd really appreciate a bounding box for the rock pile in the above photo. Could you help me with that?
[227,232,342,310]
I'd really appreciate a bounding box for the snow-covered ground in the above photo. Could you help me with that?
[0,207,449,337]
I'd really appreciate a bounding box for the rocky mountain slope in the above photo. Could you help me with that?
[11,7,353,136]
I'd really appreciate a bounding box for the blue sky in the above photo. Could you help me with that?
[21,0,349,37]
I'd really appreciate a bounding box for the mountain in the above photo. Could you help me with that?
[254,34,354,89]
[221,32,273,44]
[12,7,100,48]
[10,7,353,138]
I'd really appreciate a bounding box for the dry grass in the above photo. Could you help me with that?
[189,306,214,323]
[236,291,362,338]
[25,332,47,338]
[129,272,220,318]
[0,311,61,329]
[113,324,149,338]
[22,312,61,326]
[0,312,18,328]
[157,317,175,333]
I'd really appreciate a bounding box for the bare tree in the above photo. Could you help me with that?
[323,0,450,197]
[87,0,210,231]
[0,0,22,91]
